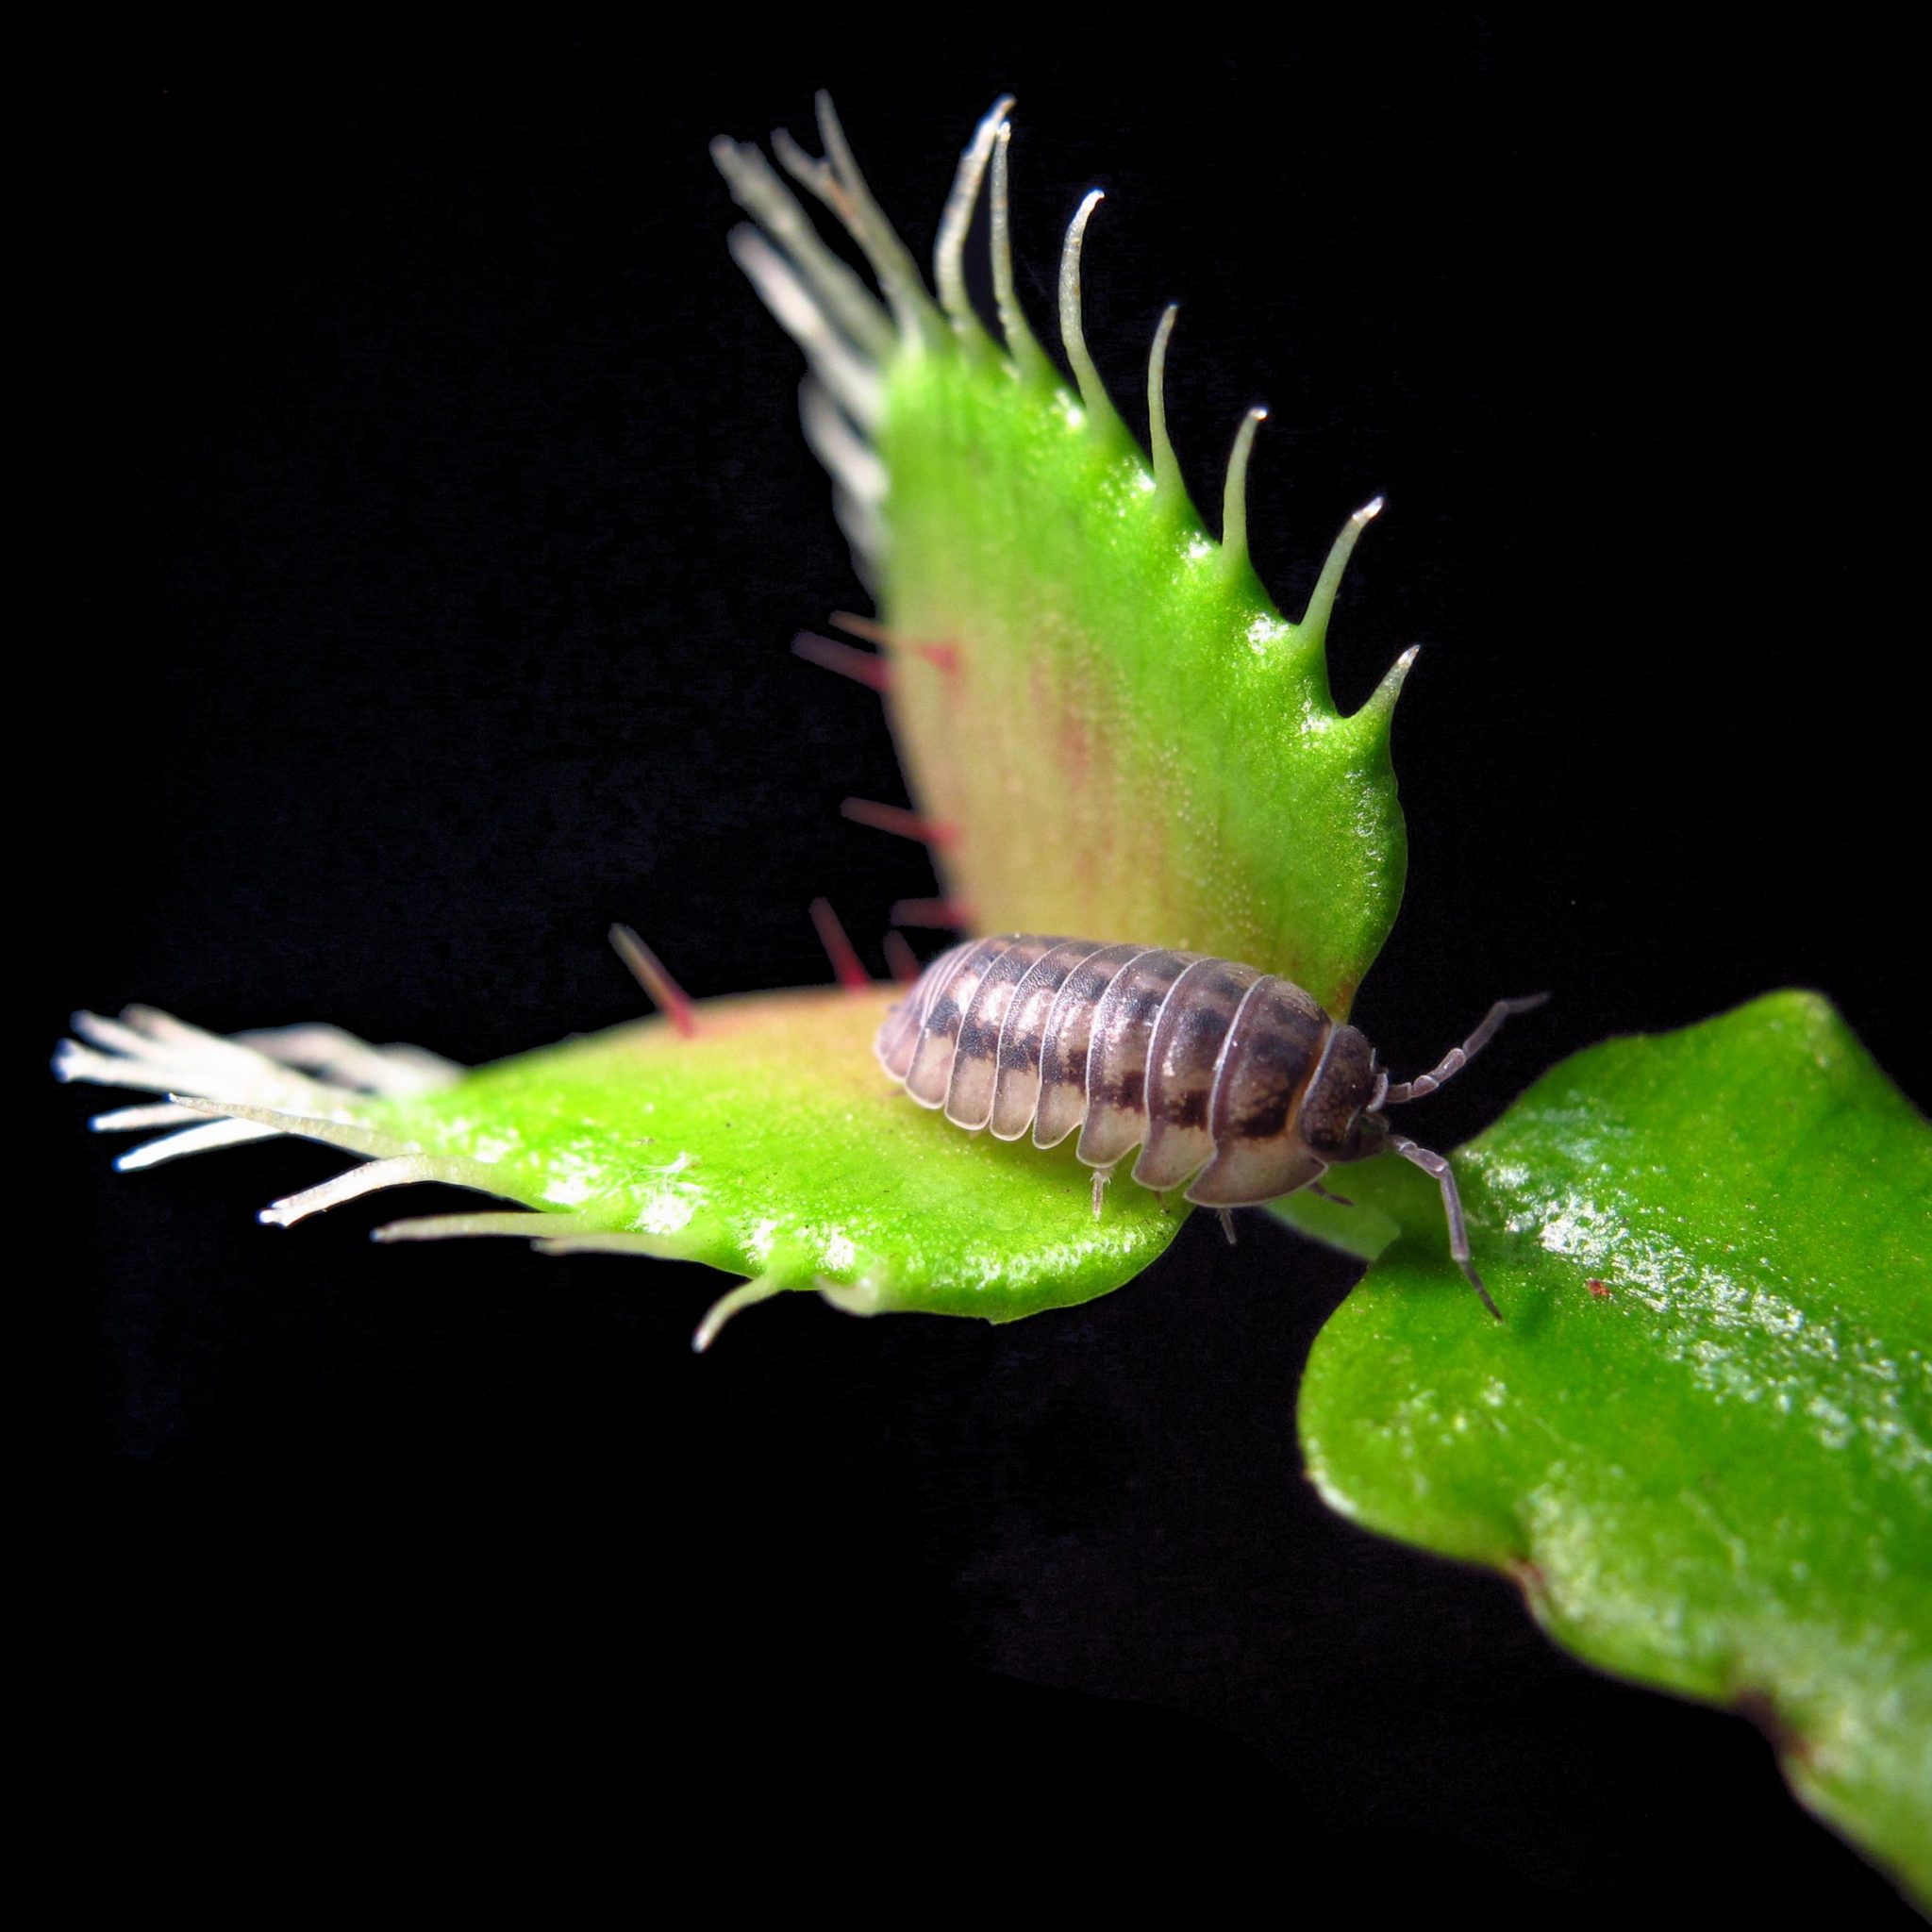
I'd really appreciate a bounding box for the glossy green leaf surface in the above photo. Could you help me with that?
[1286,991,1932,1899]
[374,987,1180,1321]
[63,991,1182,1342]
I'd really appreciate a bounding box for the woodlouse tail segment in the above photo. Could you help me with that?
[1382,992,1550,1105]
[608,924,698,1038]
[841,797,958,848]
[943,936,1062,1130]
[792,629,891,691]
[808,897,871,993]
[1391,1134,1503,1322]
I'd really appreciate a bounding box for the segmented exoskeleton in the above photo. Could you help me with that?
[879,935,1542,1317]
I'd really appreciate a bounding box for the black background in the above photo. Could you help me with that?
[47,20,1923,1917]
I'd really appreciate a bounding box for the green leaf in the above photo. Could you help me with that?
[59,991,1182,1346]
[1285,991,1932,1900]
[719,96,1408,1015]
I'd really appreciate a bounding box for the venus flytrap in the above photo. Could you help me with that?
[60,94,1929,1906]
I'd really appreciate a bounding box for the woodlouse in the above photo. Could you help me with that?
[879,935,1544,1318]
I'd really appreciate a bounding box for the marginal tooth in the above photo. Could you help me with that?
[830,487,887,590]
[1147,304,1184,501]
[770,94,943,346]
[91,1104,200,1132]
[818,1274,884,1318]
[258,1154,493,1228]
[709,135,893,362]
[935,95,1014,328]
[990,122,1054,383]
[231,1023,461,1097]
[1300,495,1385,649]
[117,1119,279,1171]
[691,1274,786,1352]
[165,1094,412,1161]
[1220,406,1268,577]
[373,1211,597,1243]
[727,227,883,429]
[1058,190,1112,423]
[1354,643,1421,735]
[799,378,887,506]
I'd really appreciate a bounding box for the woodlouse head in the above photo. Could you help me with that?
[1298,1025,1391,1167]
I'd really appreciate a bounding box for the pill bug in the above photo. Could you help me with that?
[878,935,1544,1319]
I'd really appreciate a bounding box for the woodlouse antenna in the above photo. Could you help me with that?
[808,896,871,992]
[891,897,974,930]
[882,930,919,985]
[792,630,891,691]
[841,797,957,847]
[608,924,698,1039]
[1390,1134,1502,1322]
[1382,993,1549,1105]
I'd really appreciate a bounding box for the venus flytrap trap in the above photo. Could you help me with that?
[59,93,1929,1907]
[61,94,1411,1345]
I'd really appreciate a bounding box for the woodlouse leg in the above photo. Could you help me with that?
[609,924,698,1038]
[1218,1209,1238,1246]
[1308,1181,1356,1208]
[1091,1164,1116,1219]
[1391,1136,1503,1321]
[1383,993,1549,1104]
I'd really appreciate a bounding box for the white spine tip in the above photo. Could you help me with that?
[691,1275,784,1352]
[1357,494,1386,523]
[1058,192,1111,421]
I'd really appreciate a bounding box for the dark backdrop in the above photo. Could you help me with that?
[46,20,1921,1917]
